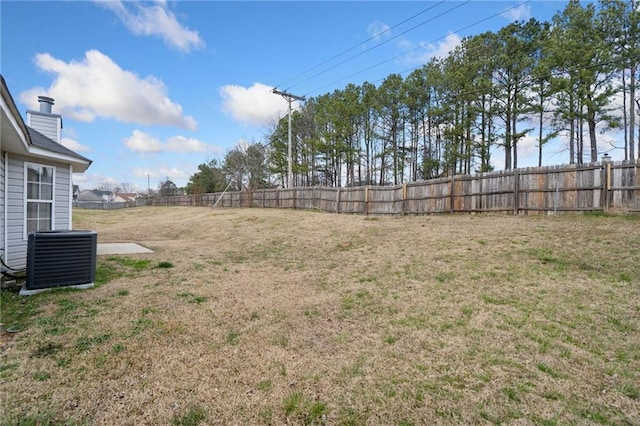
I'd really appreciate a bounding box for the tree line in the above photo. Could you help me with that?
[185,0,638,194]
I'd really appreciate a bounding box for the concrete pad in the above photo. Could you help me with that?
[97,243,154,255]
[20,283,94,296]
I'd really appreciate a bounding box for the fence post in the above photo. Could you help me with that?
[402,183,407,215]
[450,174,455,213]
[336,188,341,214]
[365,187,369,215]
[602,154,612,211]
[513,169,520,215]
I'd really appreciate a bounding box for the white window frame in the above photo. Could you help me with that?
[24,162,55,239]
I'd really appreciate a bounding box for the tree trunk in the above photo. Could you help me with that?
[586,92,598,163]
[623,71,629,161]
[569,92,575,165]
[587,107,598,163]
[630,65,636,161]
[505,107,512,170]
[512,107,518,169]
[538,92,544,167]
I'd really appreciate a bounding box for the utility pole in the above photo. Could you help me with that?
[272,88,305,188]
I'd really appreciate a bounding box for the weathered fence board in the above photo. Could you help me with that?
[126,160,639,215]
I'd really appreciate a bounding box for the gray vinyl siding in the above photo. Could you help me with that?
[4,154,71,270]
[28,114,60,143]
[55,165,71,229]
[0,153,5,259]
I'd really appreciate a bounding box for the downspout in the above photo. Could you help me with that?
[4,152,8,266]
[68,164,73,230]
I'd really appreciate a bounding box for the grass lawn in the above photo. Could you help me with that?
[1,207,639,425]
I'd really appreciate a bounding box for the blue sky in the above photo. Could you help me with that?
[2,1,593,191]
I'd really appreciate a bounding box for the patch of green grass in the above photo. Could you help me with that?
[171,405,206,426]
[283,391,327,424]
[0,362,20,378]
[528,247,569,270]
[0,290,44,333]
[33,371,51,381]
[129,318,155,337]
[116,289,129,296]
[31,342,63,358]
[502,386,521,402]
[35,317,70,336]
[95,256,158,286]
[618,383,640,399]
[384,334,397,344]
[536,362,563,379]
[274,362,287,377]
[177,292,207,304]
[112,343,125,353]
[57,298,82,315]
[272,334,289,347]
[3,410,67,426]
[56,357,71,368]
[257,379,272,392]
[341,296,354,312]
[283,391,303,416]
[258,407,273,423]
[107,256,152,270]
[225,330,240,345]
[157,261,174,269]
[95,262,120,285]
[75,334,111,352]
[574,407,611,424]
[435,271,455,283]
[606,315,635,333]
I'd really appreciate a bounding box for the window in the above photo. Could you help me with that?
[25,163,54,235]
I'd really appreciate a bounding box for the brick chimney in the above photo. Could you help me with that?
[26,96,63,143]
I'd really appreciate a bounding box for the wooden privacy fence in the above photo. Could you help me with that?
[151,160,640,215]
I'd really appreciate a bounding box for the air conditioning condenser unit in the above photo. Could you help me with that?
[25,230,97,292]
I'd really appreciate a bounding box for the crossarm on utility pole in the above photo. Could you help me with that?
[272,88,306,189]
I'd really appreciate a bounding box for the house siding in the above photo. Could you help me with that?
[5,154,71,269]
[27,114,60,143]
[1,152,5,261]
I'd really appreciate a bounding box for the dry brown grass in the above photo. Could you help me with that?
[1,207,639,425]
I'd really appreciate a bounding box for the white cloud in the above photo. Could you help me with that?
[97,0,204,52]
[402,32,462,66]
[219,82,292,127]
[367,20,392,41]
[166,135,210,152]
[124,130,163,153]
[19,50,197,130]
[124,130,217,154]
[133,166,187,181]
[61,137,91,153]
[428,33,462,59]
[502,2,531,22]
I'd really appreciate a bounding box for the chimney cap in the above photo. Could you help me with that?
[38,96,55,105]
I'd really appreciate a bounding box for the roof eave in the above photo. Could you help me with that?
[28,146,92,173]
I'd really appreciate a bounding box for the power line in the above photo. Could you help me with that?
[274,1,448,91]
[304,0,531,97]
[288,1,470,93]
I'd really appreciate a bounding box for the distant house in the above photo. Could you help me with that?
[112,192,139,202]
[77,189,112,203]
[1,75,92,270]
